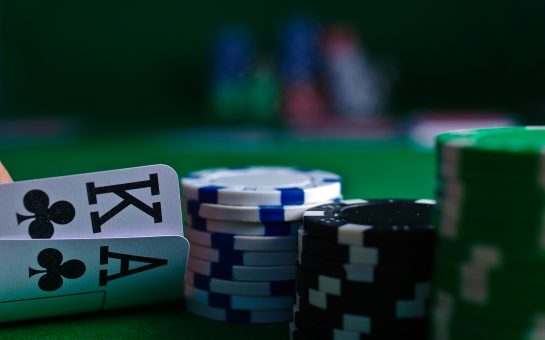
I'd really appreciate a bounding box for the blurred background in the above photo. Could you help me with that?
[0,0,543,144]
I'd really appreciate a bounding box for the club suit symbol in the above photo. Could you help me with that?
[16,190,76,239]
[29,248,86,291]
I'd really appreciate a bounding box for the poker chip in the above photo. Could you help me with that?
[322,25,386,118]
[298,229,434,265]
[432,310,538,340]
[182,166,343,322]
[437,126,545,181]
[294,297,429,335]
[432,127,545,338]
[302,199,435,247]
[210,26,253,122]
[184,197,338,223]
[185,300,292,324]
[292,199,435,339]
[297,283,428,317]
[245,61,280,124]
[291,308,429,339]
[181,167,341,206]
[185,284,295,310]
[298,251,432,283]
[188,256,297,282]
[278,16,327,122]
[185,270,295,297]
[190,243,297,266]
[294,299,372,333]
[185,226,297,251]
[297,266,431,305]
[289,321,367,340]
[186,214,300,236]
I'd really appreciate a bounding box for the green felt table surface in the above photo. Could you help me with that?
[0,130,435,339]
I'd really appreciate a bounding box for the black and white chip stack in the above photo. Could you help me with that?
[180,167,343,323]
[293,199,436,339]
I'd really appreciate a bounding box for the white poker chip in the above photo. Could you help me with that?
[188,256,297,281]
[184,284,295,310]
[185,226,297,252]
[190,243,297,266]
[185,270,295,297]
[185,214,300,236]
[183,198,339,223]
[185,300,292,323]
[181,166,342,206]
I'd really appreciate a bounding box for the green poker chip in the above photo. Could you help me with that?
[432,308,539,340]
[435,196,545,225]
[437,126,545,161]
[435,237,545,265]
[433,251,545,318]
[436,126,545,181]
[433,126,545,337]
[432,286,545,328]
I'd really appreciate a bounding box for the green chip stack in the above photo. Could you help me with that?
[432,126,545,340]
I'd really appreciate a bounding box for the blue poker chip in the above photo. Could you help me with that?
[185,300,292,323]
[188,256,296,282]
[181,166,342,206]
[185,225,297,251]
[212,26,253,82]
[186,270,296,297]
[183,197,340,223]
[186,214,299,236]
[185,284,294,310]
[190,243,297,266]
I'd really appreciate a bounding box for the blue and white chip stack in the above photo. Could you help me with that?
[181,166,343,323]
[323,25,385,118]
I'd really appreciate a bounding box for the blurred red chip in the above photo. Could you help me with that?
[283,83,328,123]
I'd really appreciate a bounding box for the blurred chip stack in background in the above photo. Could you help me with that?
[210,26,254,123]
[207,16,391,132]
[279,16,327,125]
[322,25,385,119]
[246,60,280,124]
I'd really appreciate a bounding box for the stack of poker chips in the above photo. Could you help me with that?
[181,166,342,323]
[292,199,436,339]
[322,25,385,118]
[210,26,254,122]
[279,17,327,123]
[432,126,545,339]
[210,27,279,124]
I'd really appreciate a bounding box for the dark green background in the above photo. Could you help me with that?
[1,0,544,132]
[0,134,433,339]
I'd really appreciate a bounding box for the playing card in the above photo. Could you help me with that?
[0,165,183,239]
[0,236,189,323]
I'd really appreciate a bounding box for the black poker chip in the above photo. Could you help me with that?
[296,286,429,317]
[289,321,372,340]
[292,199,435,340]
[299,230,434,267]
[302,199,436,247]
[296,267,431,306]
[293,302,429,336]
[298,251,433,282]
[291,315,426,340]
